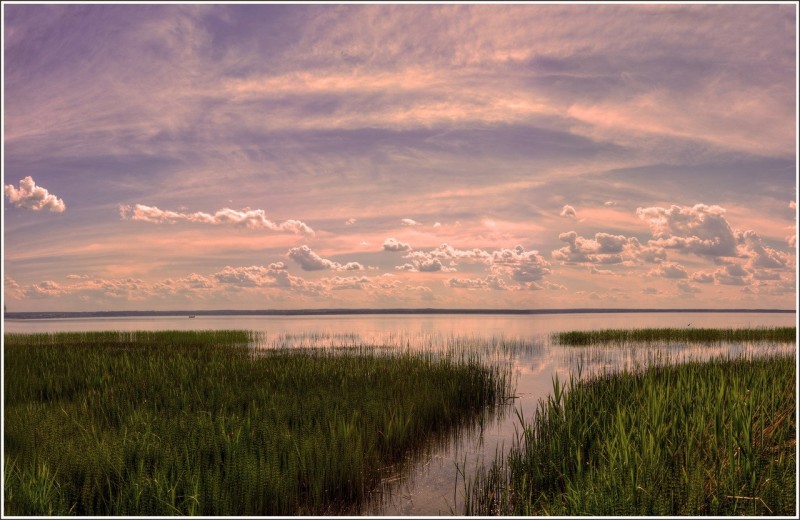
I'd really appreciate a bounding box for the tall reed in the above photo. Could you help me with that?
[4,330,510,515]
[464,354,796,516]
[553,327,796,346]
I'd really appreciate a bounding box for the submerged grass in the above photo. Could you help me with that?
[553,326,797,346]
[464,353,796,516]
[4,330,509,516]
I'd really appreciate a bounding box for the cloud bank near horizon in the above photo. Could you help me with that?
[6,201,794,309]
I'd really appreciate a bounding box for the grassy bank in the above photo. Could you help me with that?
[553,326,797,346]
[4,330,509,515]
[464,354,796,516]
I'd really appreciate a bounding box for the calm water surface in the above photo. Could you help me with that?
[3,312,796,515]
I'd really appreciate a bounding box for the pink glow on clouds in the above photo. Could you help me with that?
[567,87,794,157]
[568,207,648,233]
[119,204,314,235]
[6,199,795,310]
[2,4,796,311]
[4,176,65,212]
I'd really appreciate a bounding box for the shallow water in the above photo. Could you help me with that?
[3,312,796,515]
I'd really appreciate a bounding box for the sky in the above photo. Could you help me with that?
[2,2,798,312]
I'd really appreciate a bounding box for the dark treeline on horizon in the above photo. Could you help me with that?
[3,308,796,320]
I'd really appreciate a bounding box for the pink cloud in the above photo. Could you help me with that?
[738,230,791,270]
[383,238,412,252]
[676,280,701,294]
[637,204,738,258]
[552,231,638,265]
[589,266,618,276]
[119,204,314,235]
[324,275,373,291]
[393,243,552,289]
[713,263,750,286]
[447,275,508,290]
[559,204,577,218]
[647,262,689,279]
[5,176,65,212]
[287,245,365,272]
[488,245,551,286]
[211,263,322,294]
[691,271,715,284]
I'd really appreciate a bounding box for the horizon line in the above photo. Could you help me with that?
[4,308,797,320]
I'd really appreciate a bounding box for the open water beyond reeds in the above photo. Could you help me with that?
[3,312,796,515]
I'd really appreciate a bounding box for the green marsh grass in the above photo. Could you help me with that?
[464,353,796,516]
[553,326,797,346]
[4,330,510,515]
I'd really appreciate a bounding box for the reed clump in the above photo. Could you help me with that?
[554,326,797,346]
[464,353,796,516]
[4,330,509,516]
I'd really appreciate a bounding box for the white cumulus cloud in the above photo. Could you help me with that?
[677,280,701,294]
[691,271,715,284]
[287,245,365,271]
[4,176,66,212]
[395,243,551,289]
[488,245,551,284]
[738,230,790,270]
[559,204,577,218]
[713,263,751,286]
[636,204,737,258]
[552,231,637,265]
[212,263,321,293]
[324,275,372,291]
[447,275,508,290]
[119,204,314,235]
[383,237,412,252]
[648,262,689,279]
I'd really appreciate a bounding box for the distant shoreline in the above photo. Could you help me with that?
[3,308,796,320]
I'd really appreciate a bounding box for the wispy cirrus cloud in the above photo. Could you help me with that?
[119,204,314,235]
[4,176,65,212]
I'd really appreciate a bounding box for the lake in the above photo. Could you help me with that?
[3,311,796,515]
